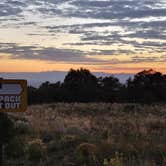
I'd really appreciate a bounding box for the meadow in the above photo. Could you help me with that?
[7,103,166,166]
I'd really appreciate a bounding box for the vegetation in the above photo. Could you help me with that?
[1,68,166,165]
[28,68,166,104]
[2,103,165,166]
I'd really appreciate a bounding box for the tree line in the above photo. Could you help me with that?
[28,68,166,104]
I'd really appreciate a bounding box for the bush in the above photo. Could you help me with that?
[27,139,47,165]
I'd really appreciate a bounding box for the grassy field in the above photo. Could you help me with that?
[8,103,166,166]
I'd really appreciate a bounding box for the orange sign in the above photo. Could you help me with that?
[0,79,27,112]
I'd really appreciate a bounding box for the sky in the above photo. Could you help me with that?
[0,0,166,73]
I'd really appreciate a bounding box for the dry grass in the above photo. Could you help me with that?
[11,103,166,165]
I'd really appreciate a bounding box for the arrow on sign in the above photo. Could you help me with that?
[0,84,22,95]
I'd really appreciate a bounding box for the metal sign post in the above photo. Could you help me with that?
[0,79,27,165]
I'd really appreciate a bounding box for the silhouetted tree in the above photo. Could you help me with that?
[99,76,124,102]
[37,81,62,103]
[63,68,98,102]
[28,86,38,104]
[127,69,166,103]
[27,68,166,104]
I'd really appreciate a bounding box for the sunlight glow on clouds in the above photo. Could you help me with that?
[0,0,165,73]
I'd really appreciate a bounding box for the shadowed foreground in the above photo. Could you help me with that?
[6,103,166,166]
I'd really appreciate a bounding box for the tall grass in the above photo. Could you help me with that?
[11,103,166,166]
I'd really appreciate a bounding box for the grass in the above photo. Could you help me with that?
[8,103,166,166]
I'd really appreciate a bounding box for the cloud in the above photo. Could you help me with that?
[0,42,165,66]
[68,0,166,19]
[89,49,135,56]
[44,17,166,54]
[0,43,82,61]
[0,42,108,64]
[0,0,26,17]
[131,56,159,63]
[0,0,165,65]
[131,55,166,63]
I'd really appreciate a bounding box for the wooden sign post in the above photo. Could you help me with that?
[0,79,27,165]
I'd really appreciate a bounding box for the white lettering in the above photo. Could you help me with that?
[15,103,20,109]
[0,95,21,110]
[10,96,15,102]
[0,95,21,102]
[5,103,10,109]
[5,96,10,102]
[16,96,21,102]
[4,103,21,109]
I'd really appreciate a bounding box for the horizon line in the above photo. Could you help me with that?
[0,69,165,75]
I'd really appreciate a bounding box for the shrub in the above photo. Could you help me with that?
[27,139,47,165]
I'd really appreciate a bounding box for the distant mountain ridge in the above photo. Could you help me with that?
[0,71,133,87]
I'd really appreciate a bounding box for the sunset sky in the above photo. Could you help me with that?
[0,0,165,73]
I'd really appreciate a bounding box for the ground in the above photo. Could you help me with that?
[8,103,166,166]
